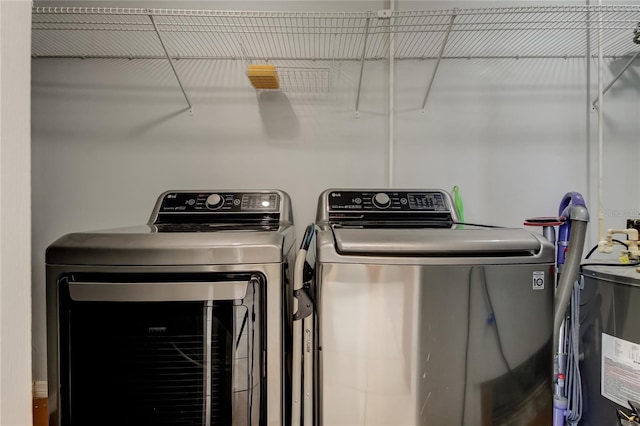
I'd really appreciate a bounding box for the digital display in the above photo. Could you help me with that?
[241,194,279,211]
[407,193,446,211]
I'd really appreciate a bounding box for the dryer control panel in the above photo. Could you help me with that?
[327,190,450,212]
[158,192,280,213]
[150,190,292,226]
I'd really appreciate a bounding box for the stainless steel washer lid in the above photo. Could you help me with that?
[320,225,554,264]
[46,224,295,266]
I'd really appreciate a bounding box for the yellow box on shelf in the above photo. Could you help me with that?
[247,64,280,90]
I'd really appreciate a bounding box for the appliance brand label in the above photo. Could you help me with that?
[532,271,544,290]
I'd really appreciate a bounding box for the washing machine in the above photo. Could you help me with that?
[294,189,556,426]
[46,190,295,426]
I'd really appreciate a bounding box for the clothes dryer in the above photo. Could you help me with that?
[46,190,295,426]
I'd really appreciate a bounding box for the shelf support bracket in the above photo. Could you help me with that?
[149,14,193,114]
[354,17,371,118]
[421,13,456,114]
[592,50,640,110]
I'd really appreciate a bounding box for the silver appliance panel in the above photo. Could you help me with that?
[46,190,296,426]
[311,187,555,425]
[46,225,295,266]
[317,262,554,426]
[331,227,548,257]
[316,224,555,266]
[68,279,249,301]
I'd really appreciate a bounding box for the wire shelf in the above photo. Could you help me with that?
[277,67,331,93]
[32,5,640,60]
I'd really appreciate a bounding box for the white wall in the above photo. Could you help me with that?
[31,54,389,379]
[395,58,589,225]
[396,56,640,244]
[591,56,640,252]
[31,0,640,383]
[1,1,33,425]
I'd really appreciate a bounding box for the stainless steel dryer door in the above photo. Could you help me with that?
[57,273,263,426]
[317,262,553,426]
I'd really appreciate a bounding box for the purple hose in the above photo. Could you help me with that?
[557,192,587,269]
[553,396,568,426]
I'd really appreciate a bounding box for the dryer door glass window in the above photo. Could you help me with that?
[58,275,263,426]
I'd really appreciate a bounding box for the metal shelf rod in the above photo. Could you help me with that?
[32,23,639,34]
[30,54,636,61]
[592,49,640,109]
[33,5,640,17]
[421,13,455,112]
[149,14,192,113]
[354,17,370,117]
[33,7,379,19]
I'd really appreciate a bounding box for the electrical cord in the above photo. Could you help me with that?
[565,279,583,425]
[581,261,640,268]
[584,239,629,259]
[236,310,249,350]
[453,221,505,229]
[300,224,315,250]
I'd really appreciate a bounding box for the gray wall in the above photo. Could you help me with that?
[31,1,640,381]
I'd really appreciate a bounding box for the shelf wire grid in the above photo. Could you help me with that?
[276,67,332,93]
[32,6,640,60]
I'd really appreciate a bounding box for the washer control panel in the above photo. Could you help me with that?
[159,192,280,213]
[328,190,450,212]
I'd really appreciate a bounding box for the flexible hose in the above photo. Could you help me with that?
[553,215,588,356]
[565,279,583,425]
[291,247,307,426]
[292,225,315,426]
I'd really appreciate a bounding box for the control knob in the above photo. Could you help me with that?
[372,192,391,209]
[205,193,224,210]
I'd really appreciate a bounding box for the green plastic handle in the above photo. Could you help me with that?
[453,186,464,223]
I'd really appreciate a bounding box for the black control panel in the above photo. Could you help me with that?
[158,192,280,213]
[328,191,450,212]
